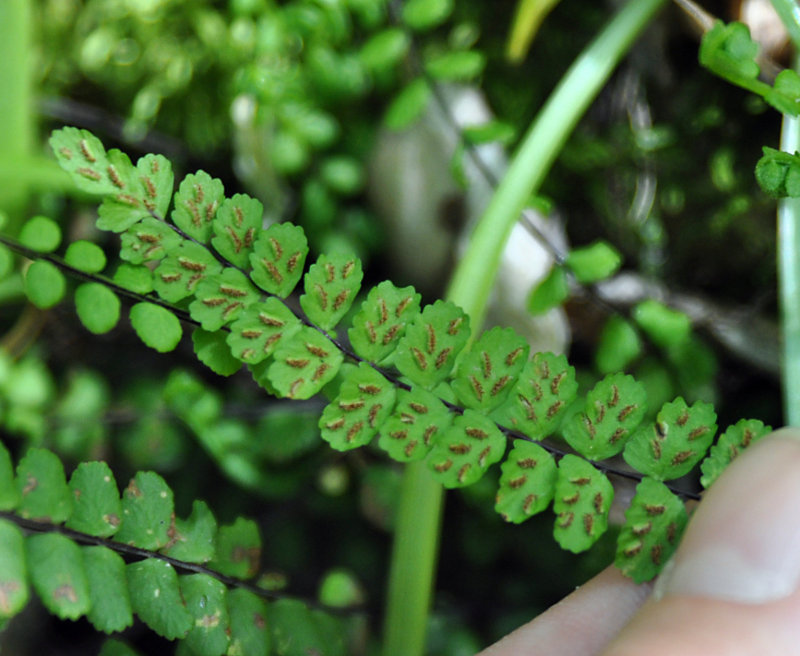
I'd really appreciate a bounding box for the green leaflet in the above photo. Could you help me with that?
[427,409,506,488]
[189,269,261,331]
[75,282,121,335]
[82,546,133,634]
[226,298,302,365]
[319,569,364,608]
[491,352,577,440]
[527,266,568,316]
[227,589,270,656]
[394,300,471,390]
[765,69,800,115]
[360,28,410,74]
[193,328,242,376]
[595,315,641,374]
[50,127,122,195]
[462,120,516,146]
[0,519,29,620]
[614,477,687,583]
[27,533,91,620]
[161,500,218,564]
[320,362,396,450]
[700,418,772,488]
[0,441,20,510]
[623,397,718,481]
[171,171,225,243]
[552,454,613,554]
[402,0,453,30]
[66,461,122,537]
[100,152,167,232]
[19,215,62,253]
[129,302,183,353]
[495,441,557,524]
[24,259,66,309]
[632,300,690,349]
[209,517,261,579]
[425,50,485,81]
[16,448,73,522]
[562,373,647,461]
[265,326,344,399]
[699,21,760,91]
[65,240,107,273]
[211,194,263,268]
[378,386,453,462]
[154,240,223,303]
[348,280,421,363]
[384,78,431,130]
[451,326,529,412]
[114,263,153,295]
[127,559,192,640]
[115,471,174,550]
[249,222,309,298]
[320,156,363,195]
[180,574,230,656]
[121,218,181,264]
[300,252,363,331]
[134,153,174,218]
[564,240,622,284]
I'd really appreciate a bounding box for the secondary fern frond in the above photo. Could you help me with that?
[0,442,356,654]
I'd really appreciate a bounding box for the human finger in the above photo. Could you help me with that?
[602,429,800,656]
[476,559,652,655]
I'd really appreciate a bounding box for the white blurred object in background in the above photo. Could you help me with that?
[369,84,570,355]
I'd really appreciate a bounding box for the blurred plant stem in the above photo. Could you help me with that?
[0,0,34,233]
[381,1,668,654]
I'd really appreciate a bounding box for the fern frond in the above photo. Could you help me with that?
[0,442,356,652]
[13,127,774,586]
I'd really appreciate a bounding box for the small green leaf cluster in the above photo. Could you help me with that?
[755,147,800,198]
[699,21,800,116]
[29,128,775,584]
[0,442,275,655]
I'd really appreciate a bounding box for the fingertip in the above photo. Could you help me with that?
[603,431,800,655]
[602,590,800,656]
[656,432,800,604]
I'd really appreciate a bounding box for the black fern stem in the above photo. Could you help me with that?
[1,231,703,501]
[0,510,366,616]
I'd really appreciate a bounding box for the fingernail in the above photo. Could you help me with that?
[654,430,800,604]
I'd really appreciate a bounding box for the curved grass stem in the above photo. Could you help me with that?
[381,1,667,654]
[446,0,668,330]
[0,0,34,231]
